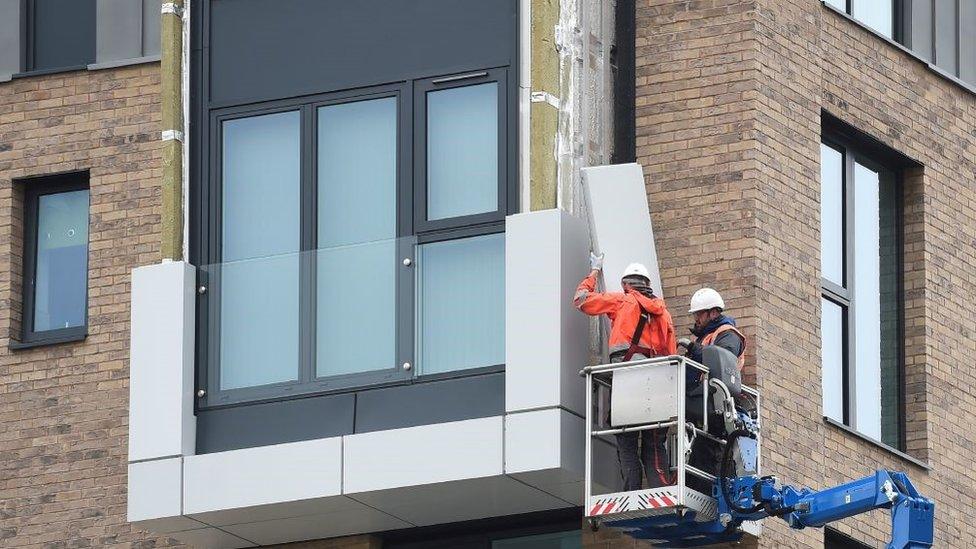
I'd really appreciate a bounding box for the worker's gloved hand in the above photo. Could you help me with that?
[589,252,605,271]
[679,338,701,357]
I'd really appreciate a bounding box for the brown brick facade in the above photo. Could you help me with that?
[0,64,180,549]
[621,0,976,548]
[3,1,975,548]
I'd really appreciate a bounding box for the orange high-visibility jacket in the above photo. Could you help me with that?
[574,273,677,357]
[700,324,746,371]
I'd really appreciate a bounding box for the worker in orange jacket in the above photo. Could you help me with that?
[574,252,677,490]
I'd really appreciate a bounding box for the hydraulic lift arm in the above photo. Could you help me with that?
[721,467,935,549]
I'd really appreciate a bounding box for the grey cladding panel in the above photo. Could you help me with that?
[96,0,143,63]
[196,393,355,453]
[934,0,958,75]
[354,374,505,433]
[143,0,161,56]
[908,0,933,60]
[0,0,20,77]
[32,0,96,71]
[961,0,975,84]
[209,0,517,105]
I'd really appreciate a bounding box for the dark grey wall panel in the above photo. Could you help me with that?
[96,0,143,63]
[31,0,96,71]
[934,0,958,75]
[196,373,505,452]
[907,0,933,60]
[0,0,20,78]
[208,0,517,106]
[354,373,504,434]
[961,0,975,84]
[143,0,162,56]
[196,393,355,453]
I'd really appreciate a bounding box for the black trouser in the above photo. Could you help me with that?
[611,352,671,490]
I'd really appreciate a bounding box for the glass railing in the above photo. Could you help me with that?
[198,238,406,401]
[196,233,506,405]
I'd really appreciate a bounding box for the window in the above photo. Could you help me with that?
[25,0,96,72]
[819,139,903,449]
[200,71,511,406]
[823,0,897,39]
[21,172,90,345]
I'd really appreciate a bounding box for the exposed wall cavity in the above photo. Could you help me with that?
[555,0,615,220]
[529,0,615,215]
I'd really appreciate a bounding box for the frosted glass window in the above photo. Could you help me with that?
[33,190,89,332]
[317,98,397,377]
[852,162,882,440]
[493,531,582,549]
[821,298,844,423]
[219,111,301,390]
[427,82,499,220]
[823,0,846,11]
[820,143,844,286]
[852,0,893,38]
[418,233,504,375]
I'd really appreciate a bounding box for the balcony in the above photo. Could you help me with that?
[127,209,600,547]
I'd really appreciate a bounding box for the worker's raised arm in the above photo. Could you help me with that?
[573,271,619,315]
[573,253,619,315]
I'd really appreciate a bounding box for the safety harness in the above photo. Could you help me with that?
[622,299,655,362]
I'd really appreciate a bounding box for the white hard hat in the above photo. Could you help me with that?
[689,288,725,313]
[621,262,651,282]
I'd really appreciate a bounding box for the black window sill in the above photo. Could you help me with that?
[823,416,931,471]
[10,333,87,350]
[11,65,91,79]
[820,1,976,97]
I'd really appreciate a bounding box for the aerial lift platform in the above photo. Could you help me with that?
[581,350,935,548]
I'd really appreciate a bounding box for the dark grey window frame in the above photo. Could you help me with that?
[820,134,906,451]
[18,171,90,347]
[198,70,513,409]
[19,0,97,74]
[414,68,510,233]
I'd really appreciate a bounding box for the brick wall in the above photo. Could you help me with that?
[619,0,976,548]
[0,64,181,549]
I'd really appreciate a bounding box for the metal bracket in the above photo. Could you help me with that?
[530,91,560,110]
[162,129,184,143]
[161,2,184,17]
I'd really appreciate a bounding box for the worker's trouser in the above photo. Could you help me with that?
[611,352,672,491]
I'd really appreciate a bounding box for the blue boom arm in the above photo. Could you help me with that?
[720,469,935,549]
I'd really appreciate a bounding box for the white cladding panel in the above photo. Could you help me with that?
[343,417,503,494]
[504,408,585,504]
[183,437,342,515]
[505,210,590,414]
[128,261,196,461]
[127,458,184,523]
[582,163,663,296]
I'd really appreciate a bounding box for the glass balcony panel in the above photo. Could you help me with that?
[215,253,300,390]
[316,240,398,377]
[417,233,505,375]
